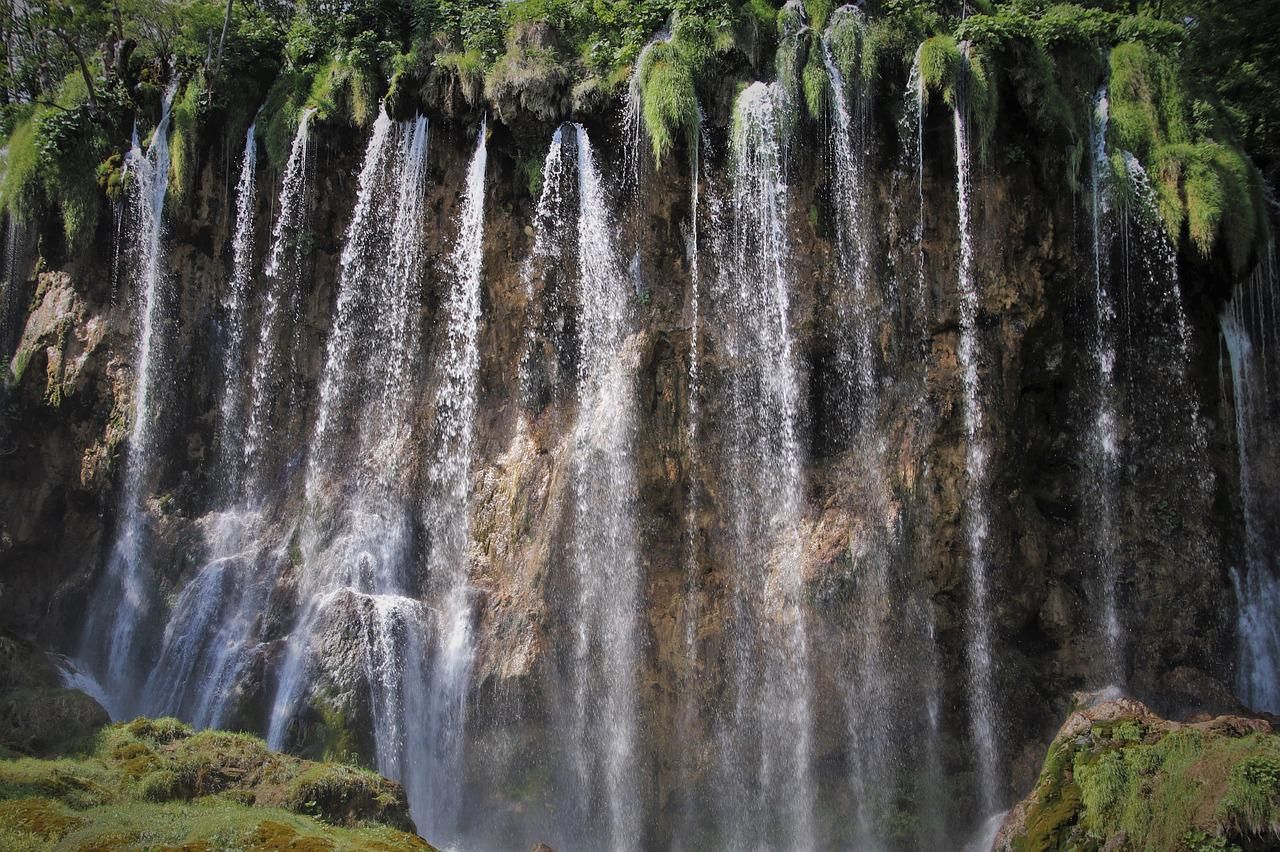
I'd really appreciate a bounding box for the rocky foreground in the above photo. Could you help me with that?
[996,693,1280,852]
[7,621,1280,851]
[0,632,435,850]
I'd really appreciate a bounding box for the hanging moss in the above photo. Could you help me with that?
[801,41,827,120]
[168,76,204,207]
[776,0,807,39]
[1108,42,1190,161]
[803,0,833,34]
[1152,142,1265,271]
[0,116,41,220]
[826,6,875,86]
[917,35,961,106]
[638,41,700,166]
[0,73,108,249]
[260,69,318,170]
[307,55,380,128]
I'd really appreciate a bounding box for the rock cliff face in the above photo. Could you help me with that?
[0,53,1267,850]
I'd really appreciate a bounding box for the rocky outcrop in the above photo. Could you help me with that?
[995,692,1280,851]
[0,630,108,758]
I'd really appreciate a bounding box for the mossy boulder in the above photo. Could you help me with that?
[0,688,109,759]
[0,718,433,849]
[285,764,415,833]
[995,693,1280,851]
[0,632,110,759]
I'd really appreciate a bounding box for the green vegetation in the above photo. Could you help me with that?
[1108,42,1269,271]
[0,0,1272,269]
[1008,712,1280,852]
[0,716,434,850]
[636,18,717,166]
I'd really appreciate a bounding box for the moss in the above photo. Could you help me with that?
[259,69,318,170]
[283,763,412,832]
[1010,713,1280,851]
[801,46,827,120]
[826,7,875,86]
[1109,41,1190,161]
[0,796,81,840]
[1219,755,1280,836]
[0,116,41,219]
[917,35,961,107]
[1150,142,1264,269]
[139,769,184,803]
[1014,739,1083,852]
[637,41,700,166]
[126,717,195,746]
[0,718,430,849]
[168,75,203,208]
[803,0,833,34]
[434,50,488,105]
[635,17,718,167]
[315,702,359,766]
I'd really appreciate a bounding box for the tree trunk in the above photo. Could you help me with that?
[213,0,234,78]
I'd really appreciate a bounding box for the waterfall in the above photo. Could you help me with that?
[0,214,26,361]
[713,81,814,849]
[245,109,313,496]
[904,43,928,340]
[823,19,876,430]
[954,85,1000,811]
[141,113,309,729]
[79,82,180,718]
[418,119,488,841]
[217,122,259,497]
[520,126,572,408]
[1088,90,1125,683]
[268,112,435,831]
[1223,257,1280,713]
[822,11,901,844]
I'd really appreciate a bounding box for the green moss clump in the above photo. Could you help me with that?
[826,6,875,87]
[168,75,204,207]
[1009,710,1280,852]
[434,50,488,105]
[138,769,183,803]
[1220,755,1280,836]
[125,717,194,746]
[0,73,110,248]
[638,41,700,166]
[634,16,721,167]
[917,35,961,106]
[1109,41,1190,161]
[260,68,320,170]
[0,717,431,849]
[284,763,413,832]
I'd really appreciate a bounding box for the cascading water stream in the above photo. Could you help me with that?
[954,78,1000,812]
[822,11,901,843]
[1222,261,1280,713]
[141,114,313,728]
[904,43,928,339]
[80,82,179,718]
[417,119,488,841]
[269,112,436,830]
[1088,89,1125,683]
[569,124,642,848]
[217,122,259,495]
[245,108,314,495]
[713,81,814,850]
